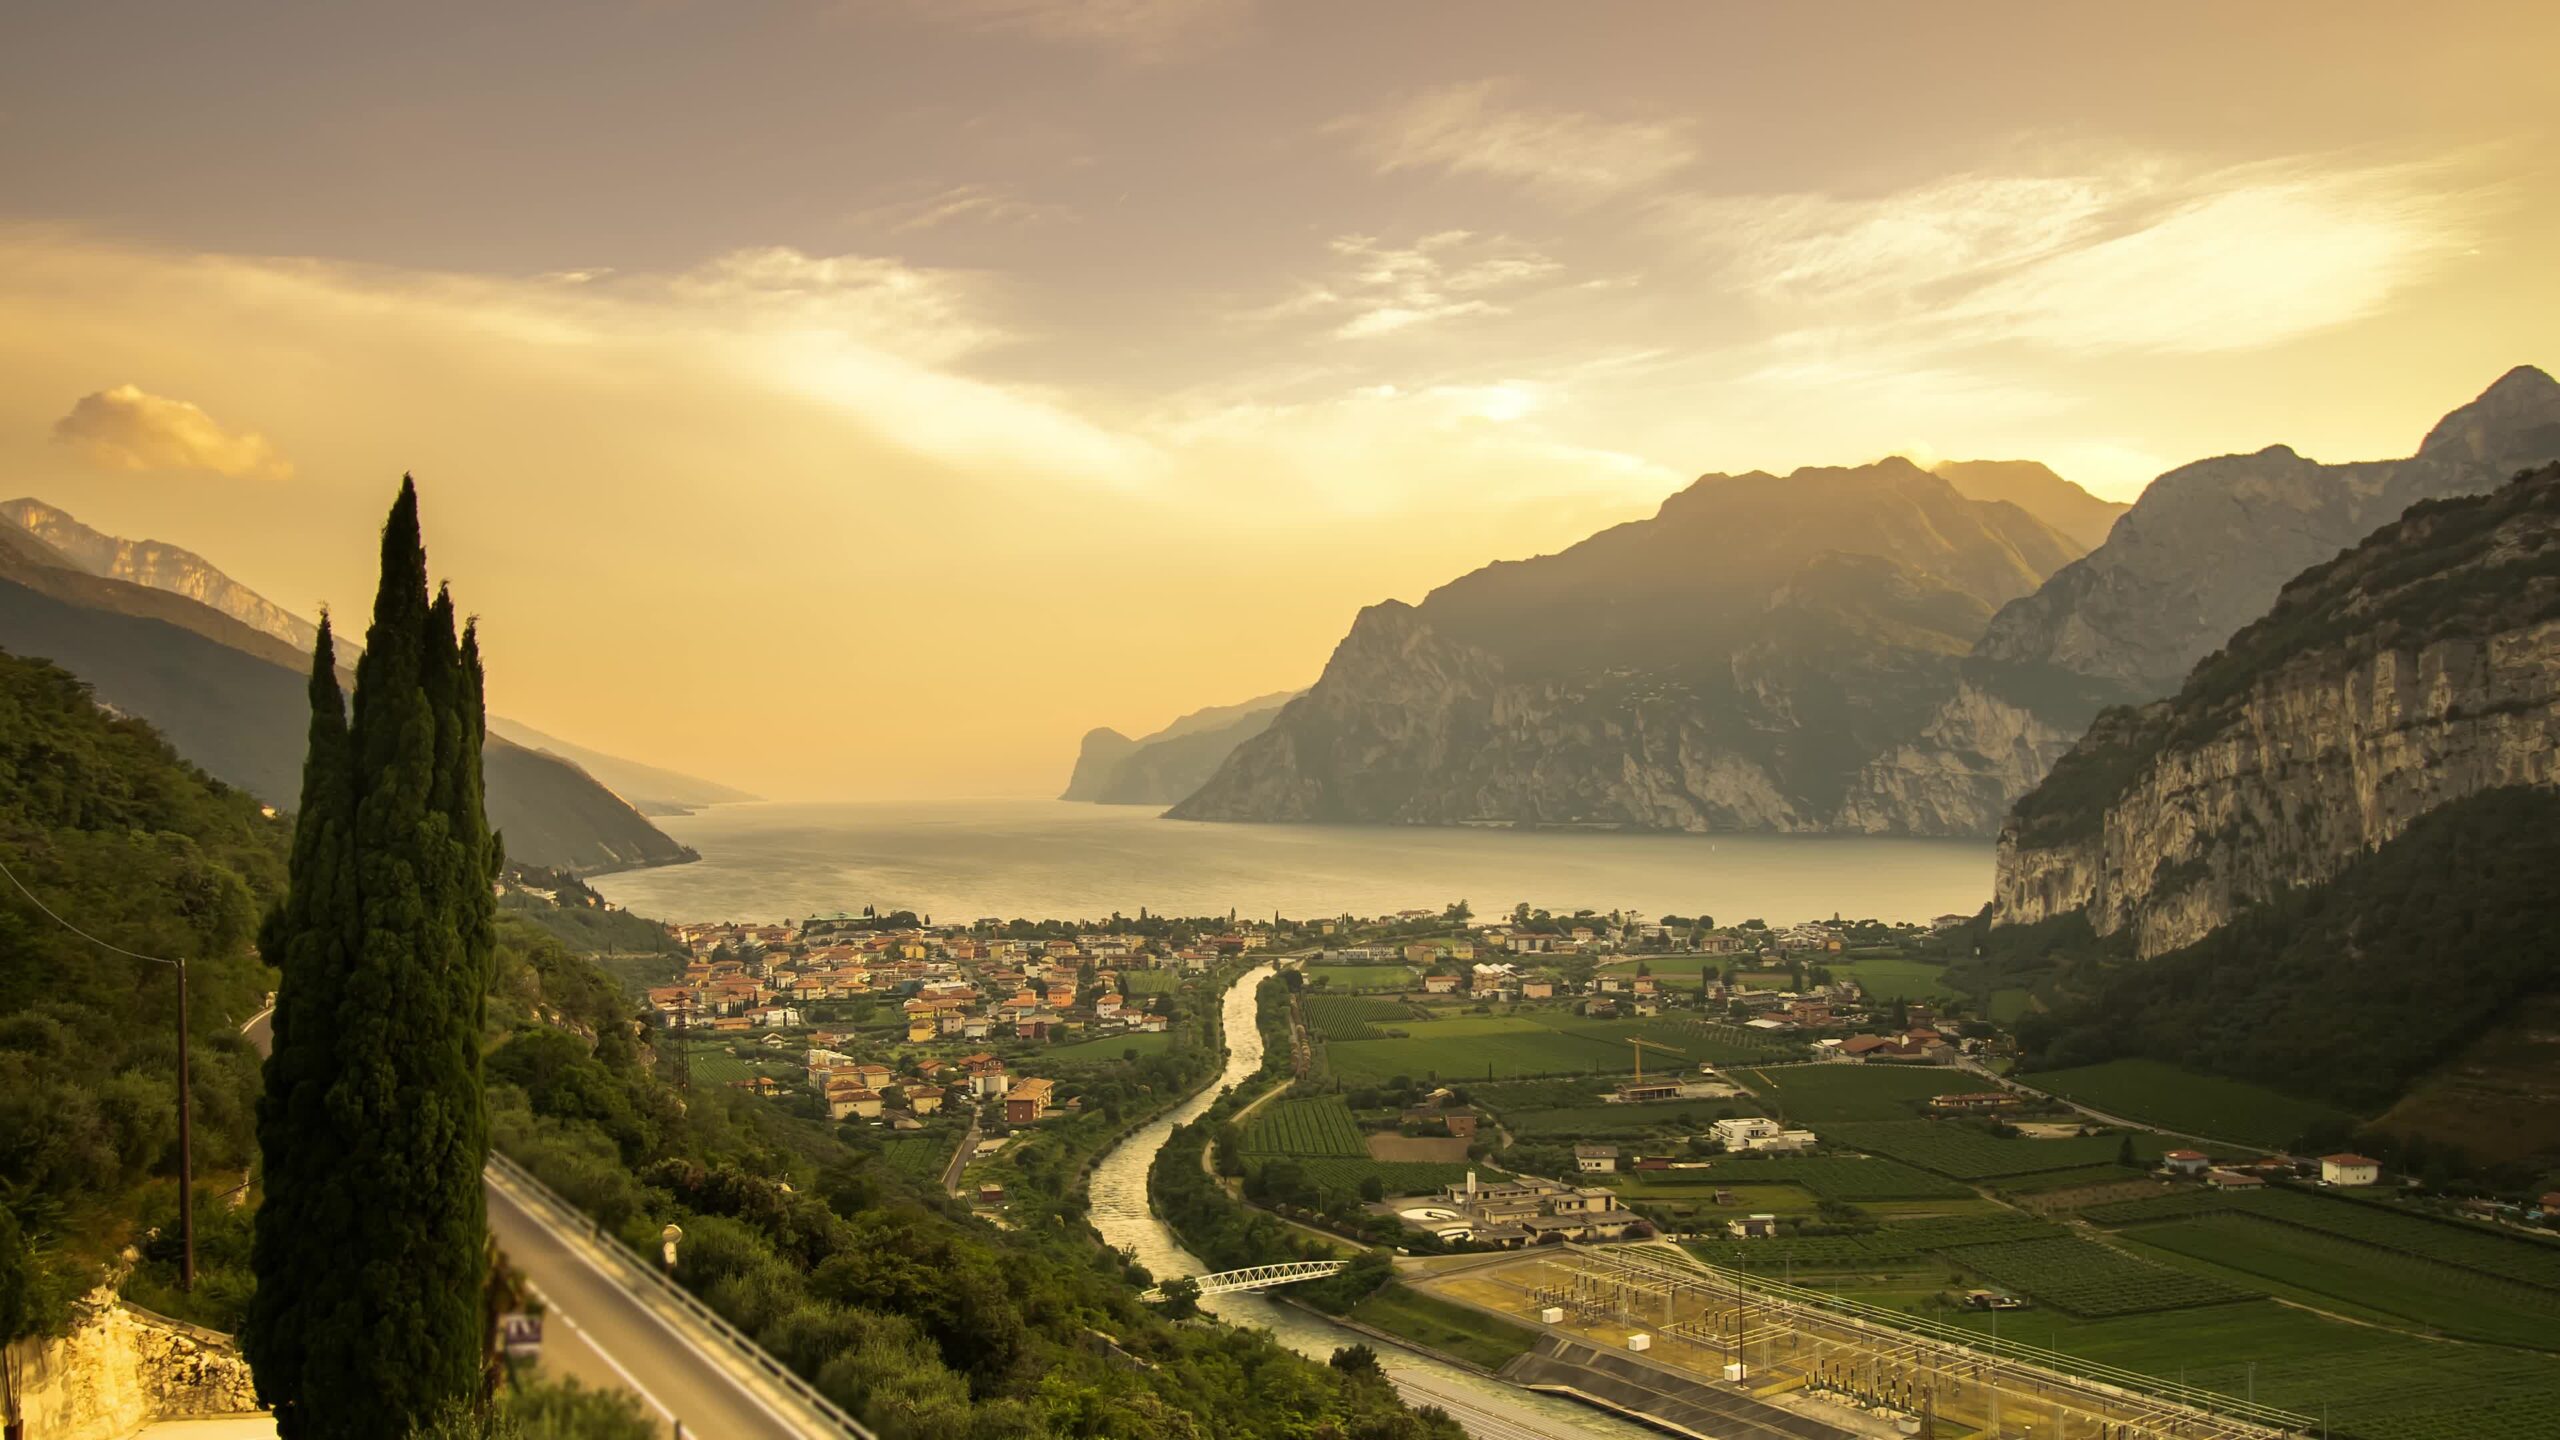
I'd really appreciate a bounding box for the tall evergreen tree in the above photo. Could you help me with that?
[248,480,497,1438]
[244,613,356,1434]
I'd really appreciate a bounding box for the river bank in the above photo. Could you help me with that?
[1084,964,1661,1440]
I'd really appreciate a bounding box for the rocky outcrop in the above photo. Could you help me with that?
[1992,464,2560,955]
[1832,672,2087,835]
[1061,691,1300,804]
[1174,460,2085,831]
[1059,727,1139,801]
[4,1296,263,1440]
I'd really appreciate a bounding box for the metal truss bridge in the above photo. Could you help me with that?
[1149,1260,1349,1300]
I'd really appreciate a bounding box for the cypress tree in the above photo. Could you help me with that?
[249,479,496,1438]
[244,613,356,1436]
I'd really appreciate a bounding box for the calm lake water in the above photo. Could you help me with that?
[588,799,1992,926]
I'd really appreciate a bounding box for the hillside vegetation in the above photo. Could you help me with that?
[0,647,286,1333]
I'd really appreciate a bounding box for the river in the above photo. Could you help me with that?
[1084,961,1661,1440]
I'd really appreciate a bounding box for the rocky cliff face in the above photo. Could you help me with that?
[1061,690,1300,803]
[1173,460,2084,831]
[1992,464,2560,955]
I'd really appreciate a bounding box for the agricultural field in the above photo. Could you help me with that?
[1294,1157,1472,1197]
[1321,1015,1622,1085]
[1596,954,1720,978]
[1243,1095,1369,1157]
[879,1135,955,1183]
[2021,1058,2348,1150]
[1119,968,1183,994]
[1825,1121,2132,1179]
[1303,963,1420,991]
[1529,1012,1799,1065]
[1682,1214,2063,1269]
[1732,1065,2000,1122]
[2127,1214,2560,1348]
[1988,1164,2150,1195]
[680,1041,787,1086]
[1680,1154,1974,1200]
[1501,1102,1731,1139]
[1924,1293,2560,1440]
[2087,1185,2560,1291]
[1301,994,1414,1041]
[1469,1078,1609,1113]
[1939,1234,2259,1316]
[1986,988,2034,1023]
[1043,1030,1173,1062]
[1828,957,1952,1002]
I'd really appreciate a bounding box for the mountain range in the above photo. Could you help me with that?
[1170,457,2086,830]
[1061,690,1300,805]
[0,501,707,874]
[1168,367,2560,837]
[0,499,754,817]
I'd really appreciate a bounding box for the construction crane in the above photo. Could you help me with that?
[1628,1035,1684,1083]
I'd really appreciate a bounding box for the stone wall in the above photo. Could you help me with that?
[5,1295,263,1440]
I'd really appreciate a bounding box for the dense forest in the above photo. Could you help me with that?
[0,647,286,1335]
[2015,787,2560,1139]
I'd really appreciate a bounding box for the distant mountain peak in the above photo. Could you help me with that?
[2420,364,2560,460]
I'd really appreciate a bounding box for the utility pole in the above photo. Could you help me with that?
[176,955,194,1292]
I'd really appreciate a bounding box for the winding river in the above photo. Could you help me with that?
[1085,963,1658,1440]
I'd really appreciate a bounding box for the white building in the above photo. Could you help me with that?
[2321,1153,2382,1187]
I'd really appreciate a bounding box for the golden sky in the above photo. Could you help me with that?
[1,1,2554,799]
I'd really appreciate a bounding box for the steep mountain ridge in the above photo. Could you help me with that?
[0,498,750,816]
[1977,366,2560,693]
[1172,459,2087,830]
[0,526,695,874]
[1991,462,2560,956]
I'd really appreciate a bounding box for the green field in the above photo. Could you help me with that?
[1941,1234,2259,1317]
[1301,994,1414,1041]
[1830,957,1953,1002]
[2085,1185,2560,1291]
[879,1135,956,1182]
[2021,1059,2347,1149]
[1348,1284,1540,1370]
[2129,1214,2560,1348]
[1826,1121,2131,1179]
[1734,1065,1999,1122]
[1987,988,2034,1023]
[1922,1294,2560,1440]
[1501,1101,1730,1138]
[1119,968,1182,994]
[1676,1154,1974,1200]
[1323,1009,1796,1086]
[1304,963,1421,990]
[1243,1095,1369,1156]
[1294,1158,1471,1197]
[1044,1030,1173,1062]
[1683,1214,2063,1269]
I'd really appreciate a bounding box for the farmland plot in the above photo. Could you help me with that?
[1243,1096,1369,1157]
[1942,1235,2259,1316]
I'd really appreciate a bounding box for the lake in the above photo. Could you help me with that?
[588,799,1992,926]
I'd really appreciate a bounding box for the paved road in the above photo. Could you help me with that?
[242,1007,850,1439]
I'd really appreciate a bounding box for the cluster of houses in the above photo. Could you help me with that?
[2157,1148,2387,1190]
[642,914,1254,1048]
[633,912,1284,1135]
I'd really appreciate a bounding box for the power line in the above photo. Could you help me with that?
[0,847,180,967]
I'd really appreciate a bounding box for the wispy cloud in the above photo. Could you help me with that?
[1690,154,2482,356]
[51,384,293,480]
[904,0,1249,60]
[1250,231,1565,340]
[850,183,1077,236]
[1340,81,1695,202]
